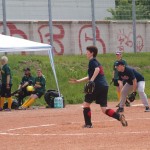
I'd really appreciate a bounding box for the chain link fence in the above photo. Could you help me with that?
[0,0,150,54]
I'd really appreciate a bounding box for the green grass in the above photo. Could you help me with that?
[3,52,150,106]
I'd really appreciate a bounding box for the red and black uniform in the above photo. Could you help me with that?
[83,58,121,126]
[85,58,108,106]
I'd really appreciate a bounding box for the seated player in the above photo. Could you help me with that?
[16,68,35,106]
[19,69,46,110]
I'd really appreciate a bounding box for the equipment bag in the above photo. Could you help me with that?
[44,89,65,108]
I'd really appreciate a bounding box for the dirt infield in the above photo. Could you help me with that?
[0,100,150,150]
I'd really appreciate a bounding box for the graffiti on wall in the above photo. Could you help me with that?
[0,22,145,54]
[0,22,107,55]
[38,25,65,55]
[79,25,106,54]
[0,22,27,39]
[117,29,144,52]
[0,23,65,55]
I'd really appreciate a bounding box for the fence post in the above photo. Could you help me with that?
[2,0,7,55]
[132,0,136,53]
[2,0,7,35]
[48,0,54,48]
[91,0,96,46]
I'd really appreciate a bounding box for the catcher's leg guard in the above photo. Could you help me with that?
[0,97,5,109]
[7,97,13,109]
[24,98,35,108]
[22,98,31,107]
[83,107,92,126]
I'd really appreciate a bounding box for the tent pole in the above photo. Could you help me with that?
[48,1,61,96]
[48,49,61,97]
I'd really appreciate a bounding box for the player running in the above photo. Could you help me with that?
[115,60,150,112]
[69,46,128,128]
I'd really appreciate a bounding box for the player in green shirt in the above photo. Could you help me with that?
[0,56,13,111]
[20,69,46,109]
[17,68,35,106]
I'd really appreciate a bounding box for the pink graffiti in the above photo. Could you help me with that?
[136,35,144,52]
[0,22,27,39]
[117,29,144,52]
[38,25,65,55]
[79,25,106,54]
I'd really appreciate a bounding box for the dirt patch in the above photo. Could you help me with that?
[0,100,150,150]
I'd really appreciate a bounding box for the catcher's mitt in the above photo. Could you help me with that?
[84,81,95,94]
[128,92,137,102]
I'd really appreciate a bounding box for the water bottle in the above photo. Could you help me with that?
[54,97,63,108]
[54,97,58,108]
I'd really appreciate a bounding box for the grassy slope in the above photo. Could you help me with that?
[5,52,150,105]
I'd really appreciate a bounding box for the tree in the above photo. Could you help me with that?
[106,0,150,20]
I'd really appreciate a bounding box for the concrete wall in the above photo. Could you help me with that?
[0,0,115,21]
[0,21,150,55]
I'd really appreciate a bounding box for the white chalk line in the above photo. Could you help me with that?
[0,131,150,136]
[0,117,150,137]
[3,117,150,132]
[7,124,55,131]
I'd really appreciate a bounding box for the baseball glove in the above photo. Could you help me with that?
[84,81,95,94]
[128,92,137,102]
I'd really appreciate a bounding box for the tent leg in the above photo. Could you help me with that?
[48,49,61,97]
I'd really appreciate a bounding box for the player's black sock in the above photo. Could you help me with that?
[83,107,92,125]
[105,109,120,120]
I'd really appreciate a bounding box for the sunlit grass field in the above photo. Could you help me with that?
[4,52,150,105]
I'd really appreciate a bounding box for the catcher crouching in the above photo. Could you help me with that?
[69,46,128,128]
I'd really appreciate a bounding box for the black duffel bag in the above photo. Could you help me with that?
[44,89,65,108]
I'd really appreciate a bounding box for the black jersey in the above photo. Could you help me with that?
[88,58,108,87]
[118,66,144,85]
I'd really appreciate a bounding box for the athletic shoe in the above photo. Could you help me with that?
[82,124,93,128]
[125,100,130,107]
[4,108,11,111]
[0,108,3,111]
[119,114,128,127]
[116,107,124,113]
[116,101,130,107]
[18,106,26,110]
[145,106,150,112]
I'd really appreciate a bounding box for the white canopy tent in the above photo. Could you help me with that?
[0,34,60,95]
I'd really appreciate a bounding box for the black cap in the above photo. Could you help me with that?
[115,61,125,66]
[24,67,30,71]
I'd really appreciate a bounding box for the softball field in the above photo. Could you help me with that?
[0,100,150,150]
